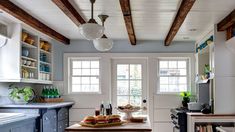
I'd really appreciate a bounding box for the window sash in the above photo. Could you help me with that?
[69,58,100,93]
[158,59,189,93]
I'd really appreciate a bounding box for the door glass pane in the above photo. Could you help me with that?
[130,64,141,79]
[116,63,143,108]
[130,96,142,106]
[130,81,142,95]
[117,81,129,95]
[117,65,129,79]
[117,96,129,106]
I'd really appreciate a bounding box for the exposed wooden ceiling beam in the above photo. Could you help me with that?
[164,0,196,46]
[52,0,86,27]
[119,0,136,45]
[217,9,235,31]
[0,0,70,44]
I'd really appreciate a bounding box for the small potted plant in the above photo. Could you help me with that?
[180,91,191,108]
[9,84,34,104]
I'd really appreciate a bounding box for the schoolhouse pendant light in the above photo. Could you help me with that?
[78,0,104,40]
[93,15,113,52]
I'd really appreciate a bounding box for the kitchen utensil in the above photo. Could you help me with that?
[22,48,29,57]
[26,60,31,66]
[188,102,202,111]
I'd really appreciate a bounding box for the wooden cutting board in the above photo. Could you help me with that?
[79,121,126,128]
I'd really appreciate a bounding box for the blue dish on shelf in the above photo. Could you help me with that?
[22,48,29,57]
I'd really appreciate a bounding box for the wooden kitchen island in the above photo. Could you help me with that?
[65,119,152,132]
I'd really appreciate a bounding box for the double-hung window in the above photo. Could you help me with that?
[69,58,100,93]
[158,58,189,93]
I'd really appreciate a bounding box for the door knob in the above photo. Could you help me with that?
[143,99,147,103]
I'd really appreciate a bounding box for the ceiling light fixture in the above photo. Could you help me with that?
[78,0,104,40]
[93,15,113,52]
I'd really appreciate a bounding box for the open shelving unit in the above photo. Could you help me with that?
[39,38,52,82]
[20,28,53,84]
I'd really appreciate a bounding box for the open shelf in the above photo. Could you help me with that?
[21,56,37,62]
[40,71,51,74]
[21,65,37,69]
[21,41,37,49]
[40,49,51,54]
[40,61,51,65]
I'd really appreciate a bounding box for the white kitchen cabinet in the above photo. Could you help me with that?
[0,23,53,84]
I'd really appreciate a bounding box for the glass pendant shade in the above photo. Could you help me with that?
[93,35,113,52]
[79,22,104,40]
[78,0,104,40]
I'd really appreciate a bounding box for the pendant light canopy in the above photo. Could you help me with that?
[78,0,104,40]
[93,15,113,52]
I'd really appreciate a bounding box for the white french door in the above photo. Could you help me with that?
[112,59,147,114]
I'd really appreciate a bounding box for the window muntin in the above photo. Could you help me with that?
[158,59,189,93]
[116,64,142,106]
[70,59,100,93]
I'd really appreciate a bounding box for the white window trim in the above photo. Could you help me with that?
[157,57,192,94]
[65,56,102,94]
[64,53,195,96]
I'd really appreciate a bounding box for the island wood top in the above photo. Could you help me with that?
[65,119,152,131]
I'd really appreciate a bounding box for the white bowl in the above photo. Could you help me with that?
[26,61,31,66]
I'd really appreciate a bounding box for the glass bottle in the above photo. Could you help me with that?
[100,101,104,115]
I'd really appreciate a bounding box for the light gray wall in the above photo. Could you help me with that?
[53,40,195,80]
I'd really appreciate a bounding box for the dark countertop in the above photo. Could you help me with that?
[0,102,74,109]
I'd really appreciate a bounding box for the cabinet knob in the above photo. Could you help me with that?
[45,117,48,120]
[54,129,56,131]
[54,115,56,118]
[60,126,62,128]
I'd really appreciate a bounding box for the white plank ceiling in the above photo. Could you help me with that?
[5,0,235,42]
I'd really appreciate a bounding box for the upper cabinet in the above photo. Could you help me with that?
[0,23,53,84]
